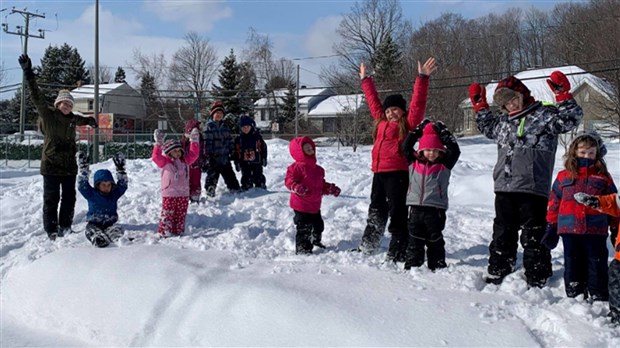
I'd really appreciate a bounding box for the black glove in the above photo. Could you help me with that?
[201,162,209,173]
[434,121,455,144]
[88,117,99,128]
[113,153,126,174]
[574,192,600,209]
[611,227,618,248]
[541,223,559,250]
[262,156,267,167]
[18,54,35,80]
[76,151,90,176]
[234,162,240,172]
[413,118,432,138]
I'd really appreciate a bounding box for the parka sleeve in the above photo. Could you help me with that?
[24,77,51,120]
[406,75,429,130]
[151,144,169,168]
[544,99,583,135]
[360,76,384,120]
[476,109,501,140]
[442,137,461,170]
[401,131,421,164]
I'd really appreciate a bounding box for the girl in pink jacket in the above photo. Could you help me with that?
[356,57,437,262]
[285,136,341,254]
[152,128,200,236]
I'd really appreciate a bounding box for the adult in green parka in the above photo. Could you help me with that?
[18,54,98,240]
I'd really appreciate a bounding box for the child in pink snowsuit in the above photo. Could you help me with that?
[152,128,200,236]
[285,136,341,254]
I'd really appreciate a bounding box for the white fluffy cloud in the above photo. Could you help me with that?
[303,15,342,57]
[143,1,232,32]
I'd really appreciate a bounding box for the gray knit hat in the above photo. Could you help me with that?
[54,89,74,108]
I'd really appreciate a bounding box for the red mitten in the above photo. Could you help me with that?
[329,184,341,197]
[546,71,572,102]
[468,83,489,112]
[292,183,308,197]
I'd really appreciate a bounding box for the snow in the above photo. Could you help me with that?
[1,137,619,347]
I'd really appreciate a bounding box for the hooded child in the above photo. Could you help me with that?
[233,115,268,191]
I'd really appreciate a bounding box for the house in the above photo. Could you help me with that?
[307,94,365,133]
[460,66,617,137]
[71,83,146,133]
[253,87,333,130]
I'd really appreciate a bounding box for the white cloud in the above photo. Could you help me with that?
[142,1,232,33]
[303,15,342,57]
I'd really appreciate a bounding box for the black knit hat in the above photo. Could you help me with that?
[382,94,407,112]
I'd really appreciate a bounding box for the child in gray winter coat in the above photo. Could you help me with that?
[77,152,128,247]
[468,72,583,288]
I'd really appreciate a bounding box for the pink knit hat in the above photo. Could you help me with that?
[418,123,445,151]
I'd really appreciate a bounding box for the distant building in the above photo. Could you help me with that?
[253,87,333,129]
[460,66,617,137]
[71,83,146,133]
[307,94,364,133]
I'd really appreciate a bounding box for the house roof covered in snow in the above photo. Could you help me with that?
[254,87,330,107]
[308,94,364,116]
[70,83,130,99]
[461,66,616,107]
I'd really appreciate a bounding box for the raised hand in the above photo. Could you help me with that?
[18,54,34,80]
[359,62,367,80]
[76,151,90,176]
[434,121,455,143]
[153,129,164,146]
[113,153,126,174]
[190,128,200,143]
[418,57,437,76]
[546,71,572,102]
[468,83,489,112]
[413,118,432,138]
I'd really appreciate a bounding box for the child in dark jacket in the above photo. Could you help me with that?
[574,192,620,326]
[543,132,618,301]
[203,101,241,197]
[234,115,268,191]
[76,152,128,247]
[401,120,461,270]
[285,136,341,254]
[181,119,206,203]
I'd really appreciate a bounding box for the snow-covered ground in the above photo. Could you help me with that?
[1,136,619,347]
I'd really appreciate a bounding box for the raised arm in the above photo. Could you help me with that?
[359,63,384,120]
[407,57,437,129]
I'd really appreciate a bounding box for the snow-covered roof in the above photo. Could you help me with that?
[461,66,616,107]
[70,83,127,99]
[254,87,330,107]
[308,94,364,116]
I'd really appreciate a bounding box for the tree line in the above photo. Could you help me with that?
[1,0,618,139]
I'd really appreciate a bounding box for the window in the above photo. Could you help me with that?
[88,99,94,111]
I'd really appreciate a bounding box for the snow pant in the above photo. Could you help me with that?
[189,166,202,202]
[609,259,620,324]
[158,196,189,236]
[42,174,76,239]
[488,192,552,286]
[240,163,266,190]
[85,222,124,248]
[405,206,447,270]
[561,234,609,300]
[205,162,240,196]
[293,210,324,254]
[359,171,409,261]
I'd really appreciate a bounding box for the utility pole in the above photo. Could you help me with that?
[295,64,300,137]
[2,8,45,140]
[93,0,100,162]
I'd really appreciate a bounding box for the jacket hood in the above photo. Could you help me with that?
[289,136,316,164]
[94,169,115,186]
[494,76,535,110]
[184,119,201,134]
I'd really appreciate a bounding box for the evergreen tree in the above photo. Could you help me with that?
[371,35,403,90]
[140,72,159,128]
[278,83,299,129]
[37,43,90,106]
[114,67,127,83]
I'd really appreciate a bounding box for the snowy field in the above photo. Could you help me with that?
[1,136,619,347]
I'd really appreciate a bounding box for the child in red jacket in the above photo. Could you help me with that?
[356,57,437,262]
[543,132,618,300]
[285,136,340,254]
[574,192,620,326]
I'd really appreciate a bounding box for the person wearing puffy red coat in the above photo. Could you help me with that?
[284,137,340,254]
[356,57,437,262]
[544,132,617,301]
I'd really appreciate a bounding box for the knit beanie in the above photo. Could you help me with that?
[493,76,534,109]
[382,94,407,113]
[239,115,255,128]
[162,139,184,156]
[418,123,445,151]
[210,101,225,118]
[54,89,74,108]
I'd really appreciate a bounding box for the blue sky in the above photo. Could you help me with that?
[1,0,572,99]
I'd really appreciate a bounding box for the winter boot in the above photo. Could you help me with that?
[429,260,448,271]
[206,186,216,198]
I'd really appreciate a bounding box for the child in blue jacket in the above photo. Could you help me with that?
[77,152,128,247]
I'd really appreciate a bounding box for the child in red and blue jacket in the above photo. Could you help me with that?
[234,115,268,191]
[543,131,618,300]
[152,128,200,237]
[285,136,340,254]
[401,120,460,271]
[180,119,206,203]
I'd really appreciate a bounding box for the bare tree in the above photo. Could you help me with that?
[86,64,113,84]
[519,7,552,69]
[168,31,219,115]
